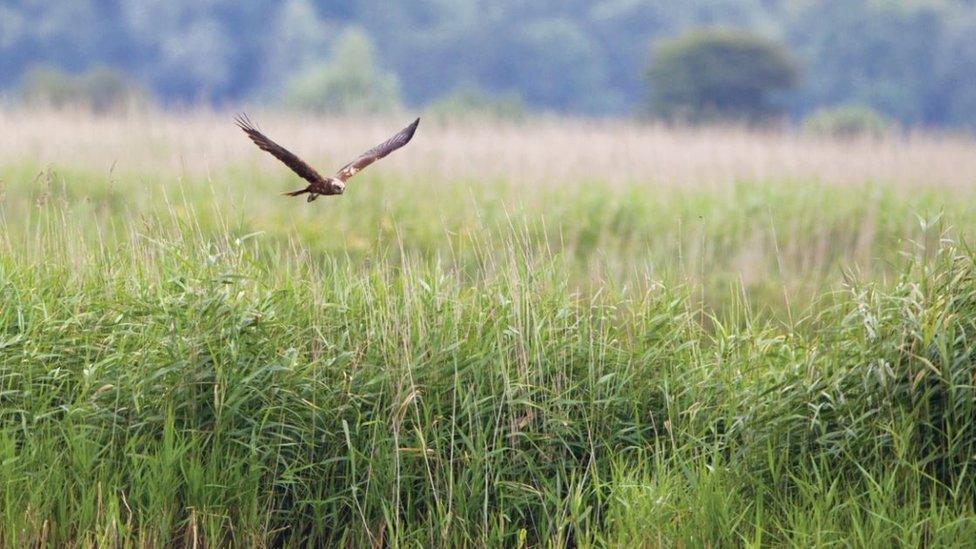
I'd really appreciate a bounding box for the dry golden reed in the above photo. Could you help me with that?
[3,108,976,190]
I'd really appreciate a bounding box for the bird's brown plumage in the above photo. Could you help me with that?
[336,118,421,181]
[235,114,420,200]
[235,114,324,184]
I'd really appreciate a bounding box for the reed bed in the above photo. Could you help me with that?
[1,110,975,546]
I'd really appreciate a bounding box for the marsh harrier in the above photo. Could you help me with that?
[235,114,420,201]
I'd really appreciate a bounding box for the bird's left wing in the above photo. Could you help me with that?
[235,114,324,184]
[336,118,420,182]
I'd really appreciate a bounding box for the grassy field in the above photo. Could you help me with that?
[2,109,976,546]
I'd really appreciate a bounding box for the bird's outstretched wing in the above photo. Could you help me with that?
[235,114,324,184]
[336,118,420,182]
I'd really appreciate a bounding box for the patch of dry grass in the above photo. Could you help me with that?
[3,108,976,189]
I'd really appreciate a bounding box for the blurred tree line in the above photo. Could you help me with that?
[2,0,976,128]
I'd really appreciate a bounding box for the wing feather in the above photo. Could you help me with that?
[235,114,324,184]
[336,118,420,182]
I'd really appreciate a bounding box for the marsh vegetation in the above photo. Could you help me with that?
[1,111,976,546]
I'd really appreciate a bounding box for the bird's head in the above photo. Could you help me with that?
[331,180,346,195]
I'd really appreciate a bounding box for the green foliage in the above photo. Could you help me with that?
[18,65,148,113]
[511,18,616,112]
[3,1,976,124]
[789,1,944,126]
[935,11,976,129]
[646,28,799,122]
[803,105,896,138]
[4,144,976,543]
[77,67,148,113]
[17,66,76,108]
[281,28,401,115]
[424,84,526,121]
[259,0,335,95]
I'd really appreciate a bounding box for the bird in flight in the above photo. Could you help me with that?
[235,114,420,201]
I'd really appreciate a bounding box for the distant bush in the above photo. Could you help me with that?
[645,28,800,123]
[18,65,149,113]
[17,67,76,107]
[281,28,401,115]
[425,85,526,121]
[803,105,897,138]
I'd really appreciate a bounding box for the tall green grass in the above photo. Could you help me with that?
[1,202,975,545]
[1,156,976,545]
[4,160,973,316]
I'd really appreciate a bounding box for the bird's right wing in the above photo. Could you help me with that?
[235,114,324,184]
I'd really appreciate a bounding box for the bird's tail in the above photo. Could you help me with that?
[282,187,309,197]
